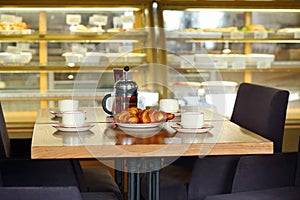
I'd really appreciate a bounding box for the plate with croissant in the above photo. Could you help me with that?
[113,107,175,137]
[116,122,163,129]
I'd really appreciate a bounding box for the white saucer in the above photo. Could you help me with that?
[172,112,181,117]
[50,110,62,118]
[52,123,94,132]
[171,123,213,134]
[50,110,86,118]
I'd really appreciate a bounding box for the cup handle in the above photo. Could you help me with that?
[102,94,113,115]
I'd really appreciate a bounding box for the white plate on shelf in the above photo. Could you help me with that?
[52,123,94,132]
[171,123,213,134]
[116,122,164,137]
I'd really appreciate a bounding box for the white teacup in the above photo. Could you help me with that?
[181,112,204,129]
[159,99,179,113]
[62,110,85,126]
[59,99,79,112]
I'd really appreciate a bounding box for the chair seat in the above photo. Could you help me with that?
[0,159,123,200]
[0,186,119,200]
[204,186,300,200]
[231,152,297,193]
[82,192,119,200]
[0,186,83,200]
[0,159,80,187]
[82,166,122,200]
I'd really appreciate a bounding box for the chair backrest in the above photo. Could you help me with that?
[0,102,10,158]
[230,83,289,153]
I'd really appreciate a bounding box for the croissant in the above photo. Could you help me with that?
[114,107,175,124]
[128,107,142,116]
[149,109,167,122]
[139,109,151,123]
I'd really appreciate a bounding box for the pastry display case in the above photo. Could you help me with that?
[157,1,300,122]
[0,1,155,133]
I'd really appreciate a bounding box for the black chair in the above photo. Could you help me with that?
[203,138,300,200]
[153,83,289,200]
[0,186,119,200]
[188,83,289,200]
[0,102,122,200]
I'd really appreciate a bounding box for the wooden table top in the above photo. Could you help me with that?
[31,119,273,159]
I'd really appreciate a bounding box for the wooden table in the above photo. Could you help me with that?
[31,107,273,200]
[32,120,273,159]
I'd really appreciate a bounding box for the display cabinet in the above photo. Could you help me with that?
[0,1,155,134]
[156,1,300,120]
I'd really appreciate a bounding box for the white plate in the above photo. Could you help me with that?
[172,112,181,117]
[116,122,164,137]
[116,122,163,129]
[50,110,86,118]
[50,110,62,117]
[171,124,213,134]
[52,123,94,132]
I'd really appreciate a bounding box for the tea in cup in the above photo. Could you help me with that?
[181,112,204,129]
[62,110,85,126]
[58,99,79,112]
[159,99,179,113]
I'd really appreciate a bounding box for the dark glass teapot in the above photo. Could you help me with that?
[102,66,138,115]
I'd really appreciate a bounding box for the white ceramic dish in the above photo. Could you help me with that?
[117,122,163,129]
[106,53,146,64]
[50,109,86,118]
[62,52,83,64]
[52,123,94,132]
[171,123,213,134]
[50,110,63,118]
[172,112,181,117]
[116,122,164,137]
[0,52,32,64]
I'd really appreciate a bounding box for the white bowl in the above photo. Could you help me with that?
[227,54,247,69]
[106,53,145,64]
[82,52,103,64]
[0,52,13,63]
[247,54,275,68]
[62,52,83,64]
[15,52,32,64]
[195,54,229,68]
[0,52,32,64]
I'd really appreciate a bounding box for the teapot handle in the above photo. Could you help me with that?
[102,94,113,115]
